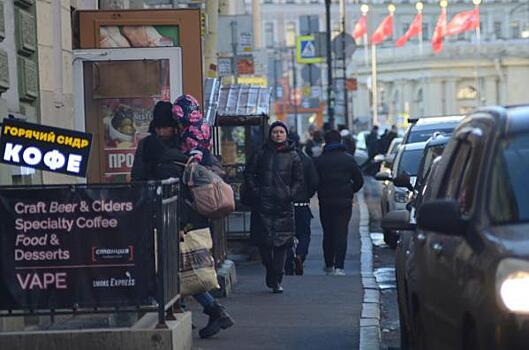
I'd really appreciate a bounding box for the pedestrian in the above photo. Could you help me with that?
[131,99,234,339]
[315,130,364,276]
[284,132,319,276]
[304,129,324,159]
[244,120,304,293]
[338,124,356,156]
[365,125,380,176]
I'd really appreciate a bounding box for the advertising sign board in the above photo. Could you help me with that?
[0,184,156,309]
[0,119,92,177]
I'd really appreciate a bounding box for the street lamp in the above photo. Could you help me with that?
[415,2,424,12]
[440,0,448,8]
[361,4,369,15]
[388,4,396,14]
[472,0,482,5]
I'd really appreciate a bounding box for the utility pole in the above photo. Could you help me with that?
[230,21,239,84]
[325,0,334,129]
[291,48,298,122]
[339,0,349,129]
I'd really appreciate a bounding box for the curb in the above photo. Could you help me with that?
[358,189,381,350]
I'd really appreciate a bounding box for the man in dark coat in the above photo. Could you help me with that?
[244,121,304,293]
[315,130,364,275]
[284,132,319,276]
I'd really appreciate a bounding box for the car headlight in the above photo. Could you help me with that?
[496,258,529,314]
[394,190,408,203]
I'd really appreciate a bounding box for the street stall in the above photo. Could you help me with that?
[212,85,271,242]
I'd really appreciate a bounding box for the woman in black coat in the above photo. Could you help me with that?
[244,121,304,293]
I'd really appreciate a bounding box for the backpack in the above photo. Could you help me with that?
[183,162,235,218]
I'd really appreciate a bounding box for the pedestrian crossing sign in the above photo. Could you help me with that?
[296,35,324,64]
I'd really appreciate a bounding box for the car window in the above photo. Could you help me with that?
[489,133,529,224]
[396,149,423,176]
[439,141,472,199]
[408,127,454,143]
[416,144,446,188]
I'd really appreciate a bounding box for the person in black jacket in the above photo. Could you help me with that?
[131,100,234,339]
[315,130,364,276]
[244,121,304,293]
[284,132,319,276]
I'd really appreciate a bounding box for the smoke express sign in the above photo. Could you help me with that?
[0,118,92,177]
[0,185,156,309]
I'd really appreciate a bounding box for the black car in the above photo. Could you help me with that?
[384,106,529,350]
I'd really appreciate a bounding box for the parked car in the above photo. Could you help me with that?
[382,133,450,349]
[375,137,403,175]
[376,141,425,247]
[402,115,463,145]
[384,105,529,350]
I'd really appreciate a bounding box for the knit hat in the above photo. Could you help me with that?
[269,121,289,139]
[150,101,176,129]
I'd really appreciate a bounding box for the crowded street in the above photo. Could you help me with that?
[0,0,529,350]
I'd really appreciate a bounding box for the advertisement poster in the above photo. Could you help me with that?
[0,119,93,177]
[0,185,156,309]
[99,25,179,48]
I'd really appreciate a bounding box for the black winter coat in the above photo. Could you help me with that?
[245,141,304,247]
[131,134,208,231]
[295,149,319,203]
[315,144,364,208]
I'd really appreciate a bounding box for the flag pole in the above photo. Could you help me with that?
[416,2,424,114]
[371,43,378,126]
[473,0,482,106]
[361,5,369,67]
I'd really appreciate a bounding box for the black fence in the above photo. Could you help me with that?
[0,179,181,328]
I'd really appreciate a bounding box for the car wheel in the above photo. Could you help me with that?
[384,229,398,249]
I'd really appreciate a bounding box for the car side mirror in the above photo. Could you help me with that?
[375,171,392,181]
[382,210,416,231]
[393,172,413,191]
[374,154,385,162]
[417,199,466,236]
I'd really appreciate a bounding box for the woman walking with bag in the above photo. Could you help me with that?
[132,99,233,339]
[244,121,304,293]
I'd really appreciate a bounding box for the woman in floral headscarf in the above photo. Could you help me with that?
[171,94,234,339]
[172,94,212,164]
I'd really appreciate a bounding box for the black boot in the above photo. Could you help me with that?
[265,268,274,288]
[199,301,234,339]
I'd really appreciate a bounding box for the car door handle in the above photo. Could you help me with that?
[432,243,443,256]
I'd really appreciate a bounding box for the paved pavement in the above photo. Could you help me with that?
[191,199,363,350]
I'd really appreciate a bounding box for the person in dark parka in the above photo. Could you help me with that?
[284,132,319,276]
[315,130,364,276]
[244,121,304,293]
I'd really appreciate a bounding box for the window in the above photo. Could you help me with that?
[440,141,471,199]
[489,133,529,224]
[494,21,502,39]
[512,21,520,39]
[457,86,478,100]
[265,22,274,48]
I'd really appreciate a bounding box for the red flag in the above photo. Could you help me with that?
[396,13,423,47]
[446,8,480,36]
[353,15,367,39]
[432,8,447,53]
[371,14,394,45]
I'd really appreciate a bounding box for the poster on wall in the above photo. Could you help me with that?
[99,25,179,48]
[0,184,157,309]
[0,119,92,177]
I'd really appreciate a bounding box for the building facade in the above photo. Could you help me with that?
[252,0,529,130]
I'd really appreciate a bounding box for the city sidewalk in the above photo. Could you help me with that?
[190,200,363,350]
